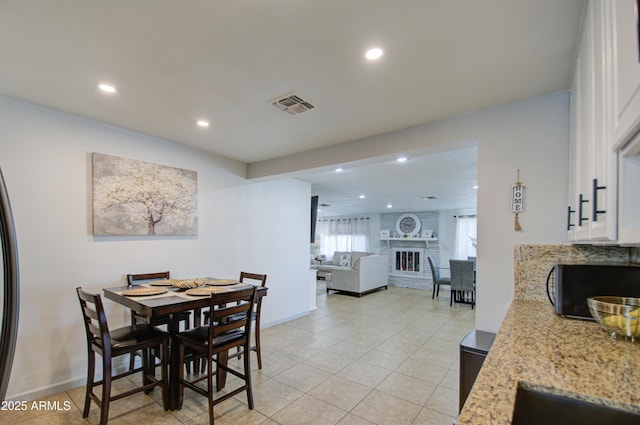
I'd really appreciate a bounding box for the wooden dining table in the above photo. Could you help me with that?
[103,281,268,411]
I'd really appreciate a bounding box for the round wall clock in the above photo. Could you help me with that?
[395,213,421,237]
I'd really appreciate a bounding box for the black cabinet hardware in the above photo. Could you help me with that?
[592,178,607,222]
[579,194,589,226]
[567,206,575,230]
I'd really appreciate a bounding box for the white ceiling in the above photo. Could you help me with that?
[0,0,585,216]
[310,145,479,217]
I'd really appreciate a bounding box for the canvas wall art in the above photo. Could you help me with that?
[92,153,198,236]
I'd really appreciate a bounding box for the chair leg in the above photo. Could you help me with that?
[100,357,112,425]
[200,357,207,374]
[142,348,152,393]
[82,350,95,418]
[244,341,254,409]
[255,318,262,370]
[432,283,437,299]
[207,351,215,425]
[129,352,136,371]
[450,289,454,306]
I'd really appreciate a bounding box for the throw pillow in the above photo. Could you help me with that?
[339,254,351,267]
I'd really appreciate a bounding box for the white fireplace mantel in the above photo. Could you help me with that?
[378,237,438,248]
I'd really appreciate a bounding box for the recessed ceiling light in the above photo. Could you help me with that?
[359,194,366,199]
[365,47,384,61]
[396,156,408,163]
[335,168,343,173]
[97,83,116,93]
[196,120,210,128]
[386,203,393,208]
[473,185,479,189]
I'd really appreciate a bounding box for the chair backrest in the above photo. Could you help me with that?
[127,271,170,286]
[239,272,267,287]
[207,286,257,344]
[76,287,111,356]
[467,256,477,269]
[428,257,441,281]
[449,260,475,291]
[239,272,266,314]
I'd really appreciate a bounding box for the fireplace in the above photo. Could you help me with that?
[392,247,425,276]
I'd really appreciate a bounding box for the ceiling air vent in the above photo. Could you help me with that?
[422,196,439,200]
[270,92,315,115]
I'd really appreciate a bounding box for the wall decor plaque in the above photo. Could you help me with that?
[92,153,197,236]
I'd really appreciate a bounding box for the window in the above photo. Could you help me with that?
[452,215,477,260]
[316,217,370,258]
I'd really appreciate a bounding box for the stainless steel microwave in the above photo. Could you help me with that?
[552,264,640,320]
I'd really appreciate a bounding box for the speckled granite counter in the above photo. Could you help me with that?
[457,300,640,424]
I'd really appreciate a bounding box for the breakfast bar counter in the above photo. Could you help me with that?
[457,300,640,424]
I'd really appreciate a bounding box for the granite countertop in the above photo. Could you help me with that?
[457,300,640,424]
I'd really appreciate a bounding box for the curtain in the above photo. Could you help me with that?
[452,215,477,260]
[317,217,370,259]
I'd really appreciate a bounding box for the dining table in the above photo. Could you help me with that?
[103,279,268,411]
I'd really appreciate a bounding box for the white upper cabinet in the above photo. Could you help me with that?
[567,65,581,241]
[611,0,640,150]
[618,137,640,245]
[589,0,617,241]
[568,0,618,242]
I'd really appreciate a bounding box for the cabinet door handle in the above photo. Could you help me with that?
[592,178,607,222]
[578,194,589,226]
[567,206,575,230]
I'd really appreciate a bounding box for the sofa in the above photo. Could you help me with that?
[317,251,388,297]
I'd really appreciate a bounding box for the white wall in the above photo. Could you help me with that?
[0,97,311,400]
[252,92,570,334]
[474,94,569,332]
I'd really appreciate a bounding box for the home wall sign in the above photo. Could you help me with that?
[511,169,525,231]
[92,153,198,236]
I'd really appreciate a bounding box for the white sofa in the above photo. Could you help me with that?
[317,251,388,297]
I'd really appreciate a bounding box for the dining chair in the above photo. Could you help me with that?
[449,259,476,308]
[76,287,169,425]
[126,271,192,370]
[177,286,257,424]
[203,272,268,369]
[234,272,267,369]
[428,257,451,300]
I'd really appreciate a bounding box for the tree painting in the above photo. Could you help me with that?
[92,153,197,236]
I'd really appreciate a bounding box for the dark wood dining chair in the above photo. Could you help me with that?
[126,271,174,329]
[177,286,257,424]
[428,257,451,300]
[449,259,476,308]
[76,287,169,425]
[234,272,267,369]
[203,272,268,370]
[126,271,191,370]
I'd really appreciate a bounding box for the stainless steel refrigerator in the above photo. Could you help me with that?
[0,167,19,401]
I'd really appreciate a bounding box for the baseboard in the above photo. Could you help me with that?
[5,362,131,402]
[5,376,86,402]
[261,311,309,329]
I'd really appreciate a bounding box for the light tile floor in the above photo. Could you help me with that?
[1,285,475,425]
